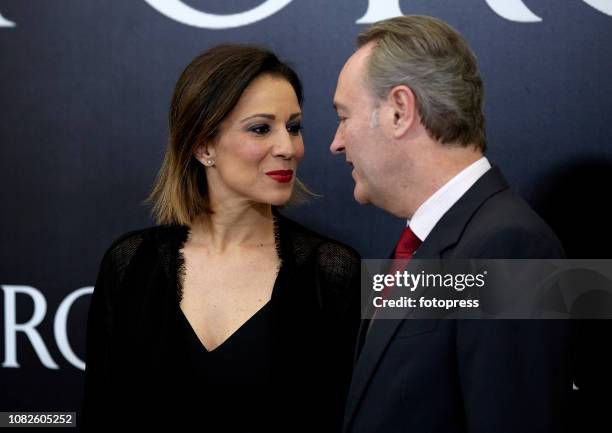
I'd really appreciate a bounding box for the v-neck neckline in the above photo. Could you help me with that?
[177,297,274,354]
[171,209,291,354]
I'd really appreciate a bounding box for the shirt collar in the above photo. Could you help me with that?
[407,156,492,241]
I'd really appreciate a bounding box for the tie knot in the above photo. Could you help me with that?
[393,226,421,260]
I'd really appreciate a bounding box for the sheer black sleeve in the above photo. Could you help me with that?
[314,240,362,430]
[80,229,146,431]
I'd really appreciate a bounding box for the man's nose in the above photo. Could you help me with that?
[330,129,345,155]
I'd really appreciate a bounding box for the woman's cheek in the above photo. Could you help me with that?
[295,140,305,161]
[240,140,269,161]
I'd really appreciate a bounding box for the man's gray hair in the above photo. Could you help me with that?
[357,15,486,151]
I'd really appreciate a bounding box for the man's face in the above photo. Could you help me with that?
[330,44,393,206]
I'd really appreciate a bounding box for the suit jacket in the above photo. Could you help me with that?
[345,167,572,433]
[81,211,361,432]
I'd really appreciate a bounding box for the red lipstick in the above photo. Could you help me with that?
[266,169,294,183]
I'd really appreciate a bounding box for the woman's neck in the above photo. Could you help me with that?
[188,201,275,253]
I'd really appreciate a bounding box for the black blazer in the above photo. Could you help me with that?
[345,167,573,433]
[81,211,361,432]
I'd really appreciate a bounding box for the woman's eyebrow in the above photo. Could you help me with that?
[240,113,275,123]
[240,112,302,123]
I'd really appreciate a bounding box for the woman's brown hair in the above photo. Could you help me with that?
[143,44,307,226]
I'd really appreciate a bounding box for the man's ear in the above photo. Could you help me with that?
[193,140,216,167]
[387,85,418,138]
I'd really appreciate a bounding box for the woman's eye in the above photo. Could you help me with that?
[249,124,270,135]
[287,123,303,135]
[337,117,347,124]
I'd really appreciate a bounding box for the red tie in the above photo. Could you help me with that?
[393,226,422,260]
[381,227,422,300]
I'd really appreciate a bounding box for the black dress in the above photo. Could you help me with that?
[81,211,361,432]
[176,300,275,431]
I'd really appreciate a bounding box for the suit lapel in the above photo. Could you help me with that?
[344,166,510,428]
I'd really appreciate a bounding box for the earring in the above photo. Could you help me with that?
[205,159,215,167]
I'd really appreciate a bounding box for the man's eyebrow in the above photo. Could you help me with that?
[333,102,347,112]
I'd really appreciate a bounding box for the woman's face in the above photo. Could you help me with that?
[199,74,304,207]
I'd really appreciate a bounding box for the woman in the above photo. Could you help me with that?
[81,44,361,432]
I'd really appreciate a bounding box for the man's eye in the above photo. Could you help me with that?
[249,124,270,135]
[287,123,303,135]
[338,117,347,124]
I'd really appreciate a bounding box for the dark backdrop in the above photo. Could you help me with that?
[1,0,611,429]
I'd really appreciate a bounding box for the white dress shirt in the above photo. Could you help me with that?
[408,157,492,242]
[367,159,491,328]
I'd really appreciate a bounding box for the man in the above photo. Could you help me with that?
[331,16,572,433]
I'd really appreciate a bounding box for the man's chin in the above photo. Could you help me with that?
[353,187,370,205]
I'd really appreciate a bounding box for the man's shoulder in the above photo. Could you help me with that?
[474,188,557,236]
[456,188,565,258]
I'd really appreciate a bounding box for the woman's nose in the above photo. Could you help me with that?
[272,130,297,159]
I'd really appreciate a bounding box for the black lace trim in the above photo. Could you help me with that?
[173,210,284,304]
[272,208,284,272]
[172,224,189,304]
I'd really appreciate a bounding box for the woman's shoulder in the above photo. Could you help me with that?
[277,213,361,267]
[101,224,187,277]
[277,214,361,313]
[103,226,151,259]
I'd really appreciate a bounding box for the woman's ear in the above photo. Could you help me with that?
[194,141,216,167]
